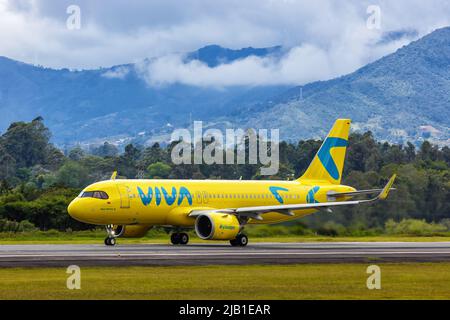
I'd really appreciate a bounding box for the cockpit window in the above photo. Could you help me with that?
[80,191,109,199]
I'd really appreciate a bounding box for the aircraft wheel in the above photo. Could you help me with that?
[236,234,248,247]
[104,237,116,246]
[171,233,181,245]
[230,238,239,246]
[179,233,189,245]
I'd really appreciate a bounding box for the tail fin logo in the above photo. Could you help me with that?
[306,186,320,203]
[317,137,348,180]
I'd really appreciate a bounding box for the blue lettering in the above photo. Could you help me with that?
[155,187,162,206]
[138,186,192,206]
[137,187,153,206]
[162,187,177,205]
[177,187,193,205]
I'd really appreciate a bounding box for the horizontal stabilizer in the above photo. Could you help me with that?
[327,188,396,200]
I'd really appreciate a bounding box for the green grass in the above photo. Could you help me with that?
[1,263,450,299]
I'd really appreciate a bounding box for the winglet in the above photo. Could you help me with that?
[111,171,118,180]
[379,174,396,200]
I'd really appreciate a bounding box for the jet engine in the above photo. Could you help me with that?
[195,213,240,240]
[113,225,152,238]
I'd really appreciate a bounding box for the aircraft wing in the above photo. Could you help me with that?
[189,174,396,221]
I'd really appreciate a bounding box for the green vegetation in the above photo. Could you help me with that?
[1,227,450,244]
[0,117,448,236]
[1,263,450,299]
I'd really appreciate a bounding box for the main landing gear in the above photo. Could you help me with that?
[104,225,118,246]
[230,234,248,247]
[170,232,189,245]
[169,232,248,246]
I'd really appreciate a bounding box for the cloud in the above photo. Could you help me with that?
[136,29,412,87]
[101,66,130,79]
[136,46,329,87]
[1,0,450,86]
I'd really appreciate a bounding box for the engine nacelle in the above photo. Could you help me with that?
[195,213,240,240]
[113,225,152,238]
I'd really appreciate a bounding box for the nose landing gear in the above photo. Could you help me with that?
[170,232,189,245]
[104,225,120,246]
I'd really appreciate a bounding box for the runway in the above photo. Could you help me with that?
[1,242,450,267]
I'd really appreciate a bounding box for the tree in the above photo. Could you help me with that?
[68,146,85,161]
[124,144,141,161]
[91,142,119,157]
[419,141,439,162]
[147,162,172,179]
[118,144,141,178]
[54,161,90,188]
[405,142,416,162]
[0,117,56,170]
[0,149,16,180]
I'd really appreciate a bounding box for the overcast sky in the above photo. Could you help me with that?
[1,0,449,86]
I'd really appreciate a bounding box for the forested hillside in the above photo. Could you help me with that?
[1,27,450,148]
[0,118,448,235]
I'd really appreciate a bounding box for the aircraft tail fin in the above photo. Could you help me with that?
[298,119,351,185]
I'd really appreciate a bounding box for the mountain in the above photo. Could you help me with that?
[0,45,288,147]
[1,28,450,149]
[236,27,450,145]
[185,44,283,67]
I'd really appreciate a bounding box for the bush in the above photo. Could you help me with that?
[0,219,36,232]
[19,220,37,232]
[385,219,448,236]
[316,221,347,236]
[0,192,25,204]
[245,223,313,237]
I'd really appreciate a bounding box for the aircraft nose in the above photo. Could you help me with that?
[68,199,85,222]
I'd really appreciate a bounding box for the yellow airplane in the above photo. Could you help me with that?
[68,119,396,246]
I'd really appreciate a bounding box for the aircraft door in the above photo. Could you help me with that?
[117,184,131,208]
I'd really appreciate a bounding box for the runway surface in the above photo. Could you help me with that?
[1,242,450,267]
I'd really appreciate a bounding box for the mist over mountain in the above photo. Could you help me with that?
[0,28,449,148]
[0,45,289,147]
[236,27,450,146]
